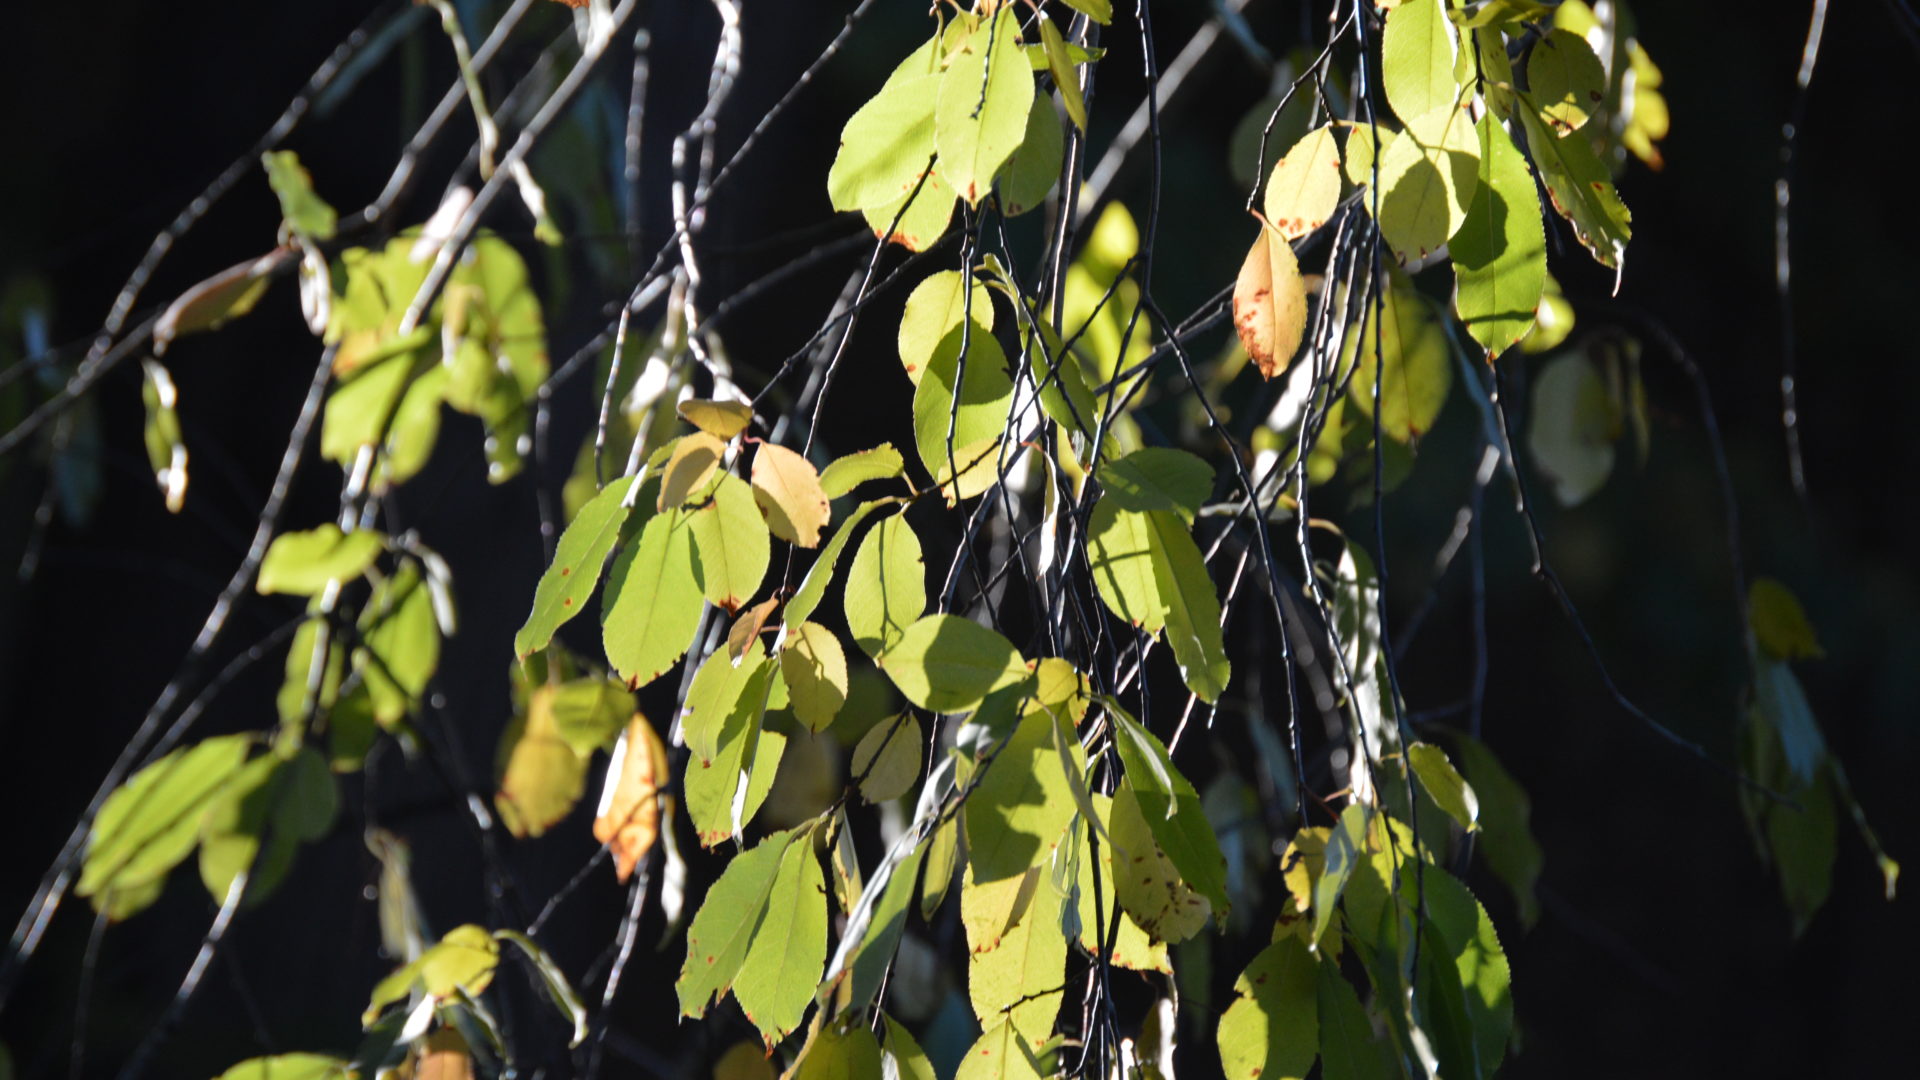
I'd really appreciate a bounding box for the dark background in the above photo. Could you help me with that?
[2,1,1915,1077]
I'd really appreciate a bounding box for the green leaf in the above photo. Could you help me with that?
[261,150,338,241]
[80,734,254,910]
[683,641,771,760]
[955,1019,1045,1080]
[1527,28,1607,134]
[516,475,637,657]
[1087,500,1164,632]
[1217,936,1319,1080]
[864,165,956,252]
[1749,578,1826,662]
[151,253,284,353]
[751,442,831,548]
[781,621,850,733]
[678,828,799,1017]
[1420,869,1514,1076]
[548,677,635,756]
[1061,0,1112,26]
[881,1014,937,1080]
[1097,447,1213,522]
[935,8,1035,206]
[851,714,923,804]
[1516,96,1631,274]
[968,866,1067,1051]
[827,74,940,212]
[842,839,926,1012]
[1038,15,1088,132]
[922,814,960,921]
[686,688,785,848]
[1451,0,1554,30]
[733,830,828,1043]
[998,95,1063,217]
[214,1053,351,1080]
[495,929,589,1047]
[1313,803,1372,947]
[967,703,1081,884]
[879,614,1031,715]
[1148,510,1232,704]
[1263,124,1344,240]
[690,472,771,614]
[846,512,926,659]
[1408,742,1480,833]
[1343,272,1453,442]
[356,564,439,725]
[1451,114,1546,359]
[1068,796,1169,971]
[1452,734,1543,927]
[819,443,906,498]
[1376,103,1481,262]
[786,499,895,628]
[794,1017,886,1080]
[198,747,337,905]
[278,616,343,731]
[602,508,704,687]
[138,360,187,511]
[1316,963,1399,1080]
[1382,0,1462,124]
[1111,709,1230,915]
[364,923,499,1024]
[257,525,386,596]
[912,321,1014,502]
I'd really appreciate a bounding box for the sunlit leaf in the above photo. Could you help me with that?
[968,867,1067,1053]
[690,472,771,614]
[1217,936,1319,1080]
[1108,783,1212,943]
[845,512,926,659]
[879,614,1031,715]
[364,923,499,1025]
[1263,125,1344,240]
[80,734,254,914]
[1451,114,1546,360]
[151,251,287,354]
[935,8,1034,207]
[781,621,850,733]
[495,684,588,838]
[955,1018,1044,1080]
[1232,225,1308,380]
[1097,447,1212,522]
[198,746,336,905]
[214,1054,351,1080]
[677,398,753,440]
[1341,122,1392,189]
[1038,15,1087,132]
[1376,103,1480,262]
[732,829,827,1043]
[828,75,940,212]
[1149,510,1232,703]
[792,1016,885,1080]
[967,702,1080,884]
[1313,803,1371,947]
[998,95,1063,217]
[495,929,589,1047]
[261,150,338,241]
[1060,0,1112,26]
[515,475,636,657]
[882,1014,938,1080]
[678,827,799,1018]
[819,443,906,498]
[786,499,894,628]
[751,442,830,548]
[659,432,726,511]
[257,525,386,596]
[602,508,704,686]
[356,564,439,725]
[684,659,784,847]
[1112,709,1230,916]
[1382,0,1462,124]
[1527,29,1606,134]
[1516,98,1631,274]
[912,321,1014,502]
[1407,742,1480,833]
[864,165,957,252]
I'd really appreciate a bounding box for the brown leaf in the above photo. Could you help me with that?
[1232,224,1309,380]
[593,712,670,882]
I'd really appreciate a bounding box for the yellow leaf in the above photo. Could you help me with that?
[679,398,754,440]
[594,712,671,882]
[660,432,726,511]
[1232,225,1308,380]
[751,443,831,548]
[496,686,588,838]
[1750,578,1825,662]
[1262,125,1343,240]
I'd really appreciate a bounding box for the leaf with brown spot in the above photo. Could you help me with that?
[593,712,670,882]
[1232,224,1308,380]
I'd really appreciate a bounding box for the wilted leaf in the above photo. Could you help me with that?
[594,712,670,882]
[1233,225,1308,380]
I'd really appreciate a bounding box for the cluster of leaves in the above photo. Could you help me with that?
[19,1,1895,1078]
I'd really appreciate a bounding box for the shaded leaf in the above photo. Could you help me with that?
[1111,710,1230,914]
[660,432,726,511]
[1109,783,1212,944]
[781,621,850,733]
[1097,447,1212,522]
[879,614,1031,714]
[967,704,1080,884]
[496,684,588,838]
[852,714,923,804]
[1749,578,1825,662]
[495,929,588,1047]
[1376,103,1481,262]
[1451,113,1547,359]
[1516,98,1631,274]
[1527,28,1607,134]
[752,443,830,548]
[1217,936,1319,1080]
[1452,734,1543,927]
[1408,742,1480,832]
[846,512,926,659]
[998,94,1063,217]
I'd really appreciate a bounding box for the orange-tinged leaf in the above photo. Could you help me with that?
[751,443,830,548]
[1232,225,1309,380]
[594,712,671,882]
[728,597,780,661]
